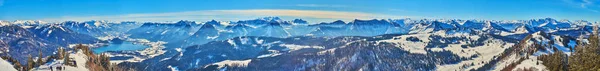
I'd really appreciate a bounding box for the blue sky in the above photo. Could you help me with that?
[0,0,599,22]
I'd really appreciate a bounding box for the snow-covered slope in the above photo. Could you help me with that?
[0,58,18,71]
[35,51,90,71]
[27,24,102,46]
[63,21,142,37]
[0,25,62,64]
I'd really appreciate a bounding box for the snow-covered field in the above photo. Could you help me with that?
[0,58,18,71]
[377,31,524,71]
[511,56,548,71]
[209,59,252,69]
[435,39,514,71]
[377,33,431,54]
[279,44,324,52]
[35,51,90,71]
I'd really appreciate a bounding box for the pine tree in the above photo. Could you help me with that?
[14,61,22,71]
[27,54,35,70]
[8,56,23,71]
[99,53,110,69]
[57,47,64,59]
[593,25,600,54]
[37,50,44,66]
[64,52,70,66]
[567,25,600,71]
[75,44,93,55]
[534,29,600,71]
[539,48,566,71]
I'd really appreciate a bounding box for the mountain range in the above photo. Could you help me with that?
[0,17,598,71]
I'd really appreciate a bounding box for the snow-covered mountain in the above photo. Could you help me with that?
[0,25,64,64]
[127,20,202,47]
[122,17,597,48]
[0,17,598,71]
[63,21,142,37]
[27,24,102,46]
[0,23,108,65]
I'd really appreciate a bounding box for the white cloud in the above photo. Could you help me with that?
[580,0,594,8]
[564,0,600,12]
[42,9,407,23]
[581,0,600,12]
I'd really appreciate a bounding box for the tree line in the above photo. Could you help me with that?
[539,26,600,71]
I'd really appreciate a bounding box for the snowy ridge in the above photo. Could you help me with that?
[208,59,252,69]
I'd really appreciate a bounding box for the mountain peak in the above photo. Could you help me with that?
[258,17,283,22]
[543,18,555,20]
[176,20,196,24]
[323,20,346,25]
[204,20,221,25]
[0,20,11,26]
[292,19,308,24]
[84,20,108,23]
[12,20,47,25]
[529,18,557,22]
[350,19,391,25]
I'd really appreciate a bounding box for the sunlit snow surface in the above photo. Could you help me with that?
[0,59,17,71]
[35,51,90,71]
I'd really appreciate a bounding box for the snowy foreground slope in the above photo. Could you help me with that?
[0,58,18,71]
[0,17,598,71]
[34,51,90,71]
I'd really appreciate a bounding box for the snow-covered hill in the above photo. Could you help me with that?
[34,50,90,71]
[0,58,18,71]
